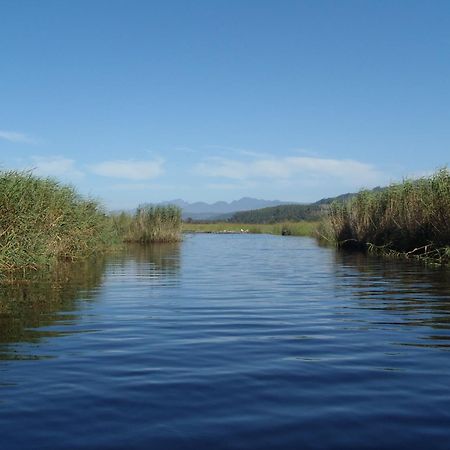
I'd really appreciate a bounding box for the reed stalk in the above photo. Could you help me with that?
[321,168,450,265]
[0,171,115,273]
[121,205,182,243]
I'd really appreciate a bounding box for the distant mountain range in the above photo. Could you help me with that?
[227,187,385,223]
[118,188,382,222]
[158,197,296,220]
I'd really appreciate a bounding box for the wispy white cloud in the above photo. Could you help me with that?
[206,182,246,190]
[195,155,386,187]
[27,156,83,179]
[109,182,177,191]
[290,148,321,157]
[0,130,37,144]
[203,144,271,159]
[89,158,164,180]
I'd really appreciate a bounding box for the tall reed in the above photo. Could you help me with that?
[322,168,450,264]
[123,205,182,243]
[0,171,115,272]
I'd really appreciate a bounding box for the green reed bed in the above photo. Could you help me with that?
[0,171,116,273]
[0,172,183,276]
[321,168,450,265]
[182,221,318,237]
[122,205,182,243]
[267,221,318,236]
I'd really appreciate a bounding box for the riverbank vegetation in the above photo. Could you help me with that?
[320,168,450,265]
[2,168,448,274]
[183,221,318,236]
[0,171,115,273]
[0,171,182,274]
[228,204,325,223]
[117,205,182,244]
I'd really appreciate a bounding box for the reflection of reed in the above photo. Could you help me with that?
[0,257,107,349]
[130,243,181,286]
[335,250,450,290]
[108,243,181,283]
[126,242,181,272]
[333,250,450,329]
[0,244,181,358]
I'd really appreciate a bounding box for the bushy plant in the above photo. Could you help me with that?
[124,205,182,243]
[0,171,115,272]
[322,168,450,264]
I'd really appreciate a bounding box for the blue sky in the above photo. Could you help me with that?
[1,0,449,209]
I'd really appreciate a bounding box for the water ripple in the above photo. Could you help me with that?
[1,234,450,449]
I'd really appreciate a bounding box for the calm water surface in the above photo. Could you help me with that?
[1,234,450,449]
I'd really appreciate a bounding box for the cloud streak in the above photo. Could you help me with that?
[0,130,37,144]
[30,156,84,179]
[90,159,164,180]
[195,155,384,186]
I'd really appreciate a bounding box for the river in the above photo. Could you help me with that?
[1,234,450,449]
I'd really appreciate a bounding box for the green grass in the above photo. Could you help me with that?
[4,166,447,275]
[320,168,450,265]
[228,204,324,223]
[0,172,183,275]
[182,221,318,236]
[0,171,116,273]
[118,205,182,244]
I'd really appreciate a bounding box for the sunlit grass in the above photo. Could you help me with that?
[114,205,182,244]
[320,168,450,265]
[0,172,183,275]
[182,221,318,237]
[0,171,116,273]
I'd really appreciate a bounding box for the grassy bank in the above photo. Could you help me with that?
[320,168,450,265]
[0,172,182,274]
[183,221,318,236]
[0,171,115,272]
[117,205,182,243]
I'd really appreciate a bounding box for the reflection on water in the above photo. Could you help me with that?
[1,235,450,450]
[109,242,181,283]
[0,258,107,358]
[334,251,450,343]
[0,243,181,360]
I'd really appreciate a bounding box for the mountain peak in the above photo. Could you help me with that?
[158,197,295,220]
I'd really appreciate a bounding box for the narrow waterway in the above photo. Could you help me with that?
[1,234,450,449]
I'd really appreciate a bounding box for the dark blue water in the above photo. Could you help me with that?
[1,234,450,449]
